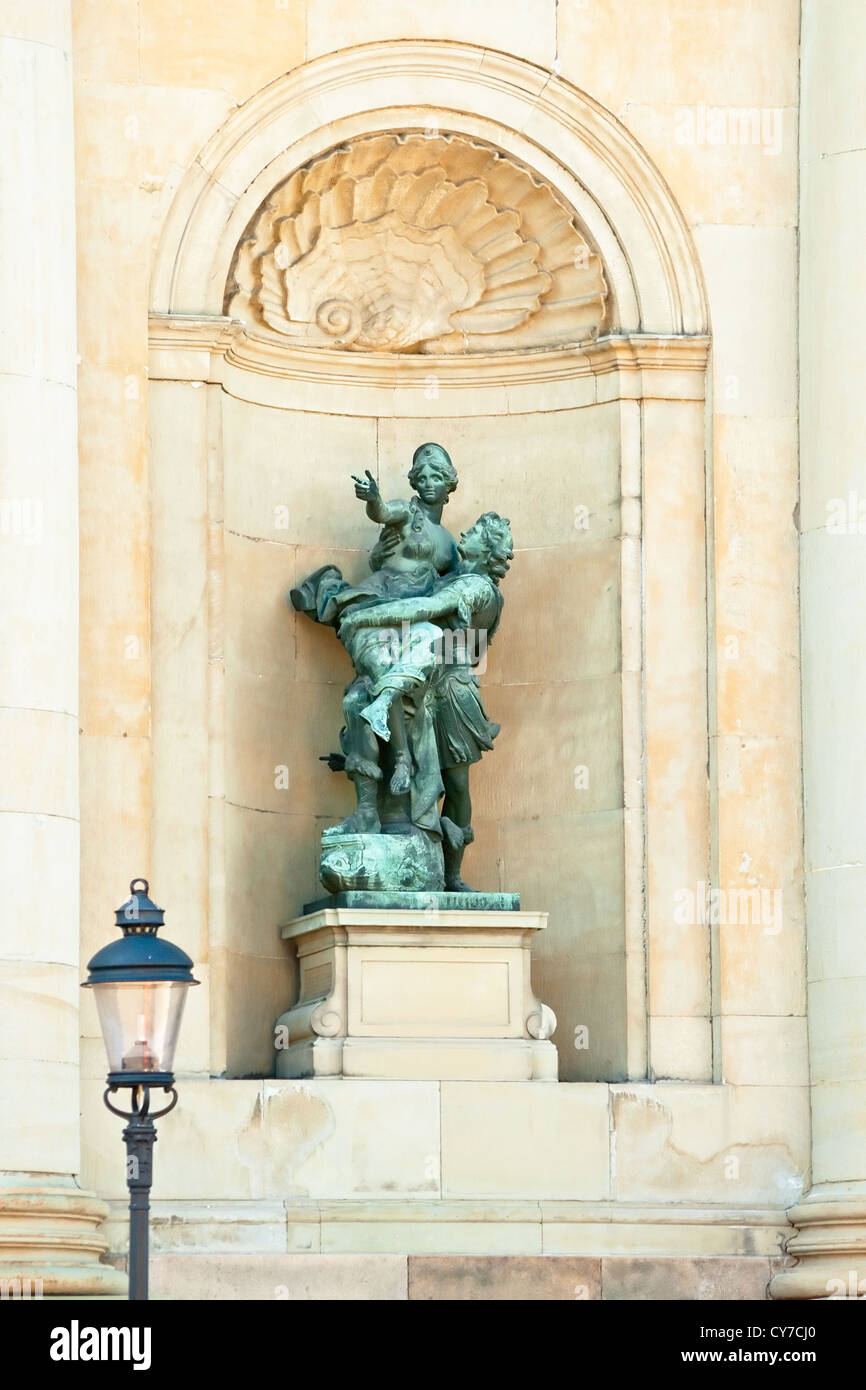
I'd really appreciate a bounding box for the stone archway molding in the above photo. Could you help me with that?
[151,40,708,340]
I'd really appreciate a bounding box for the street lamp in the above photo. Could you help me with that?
[83,879,198,1300]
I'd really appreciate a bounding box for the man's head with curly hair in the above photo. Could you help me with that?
[458,511,514,582]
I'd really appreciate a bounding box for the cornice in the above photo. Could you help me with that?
[148,315,710,392]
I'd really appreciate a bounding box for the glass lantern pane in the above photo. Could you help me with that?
[93,979,190,1076]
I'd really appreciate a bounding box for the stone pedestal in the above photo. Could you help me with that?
[275,907,557,1082]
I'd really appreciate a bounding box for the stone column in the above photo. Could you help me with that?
[772,0,866,1300]
[0,1,122,1294]
[643,397,712,1082]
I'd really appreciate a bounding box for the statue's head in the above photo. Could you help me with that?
[458,512,514,583]
[408,442,458,504]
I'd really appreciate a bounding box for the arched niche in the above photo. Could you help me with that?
[147,42,712,1085]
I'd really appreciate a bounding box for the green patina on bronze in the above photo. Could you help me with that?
[290,442,516,900]
[303,891,522,914]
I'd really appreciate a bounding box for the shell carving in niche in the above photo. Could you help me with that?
[226,133,608,353]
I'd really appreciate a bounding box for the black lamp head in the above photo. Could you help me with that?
[83,879,198,1087]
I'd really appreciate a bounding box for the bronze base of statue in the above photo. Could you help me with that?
[319,826,445,895]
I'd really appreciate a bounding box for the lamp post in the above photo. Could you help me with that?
[83,879,198,1300]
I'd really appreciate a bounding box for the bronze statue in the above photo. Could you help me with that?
[290,444,513,896]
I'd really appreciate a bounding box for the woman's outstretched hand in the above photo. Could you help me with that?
[351,469,380,504]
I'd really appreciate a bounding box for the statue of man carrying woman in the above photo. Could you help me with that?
[290,443,513,894]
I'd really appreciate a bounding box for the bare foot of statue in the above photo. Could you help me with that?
[390,752,412,796]
[332,805,381,834]
[360,693,392,741]
[442,825,475,892]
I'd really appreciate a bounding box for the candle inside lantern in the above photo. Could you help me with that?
[121,1000,157,1072]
